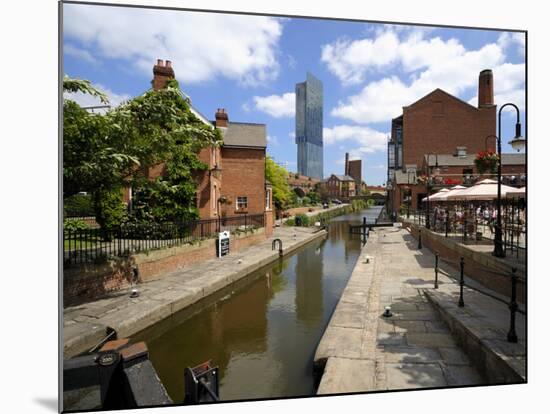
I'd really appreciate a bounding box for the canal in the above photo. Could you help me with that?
[133,206,383,402]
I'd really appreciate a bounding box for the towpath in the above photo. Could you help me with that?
[314,226,525,393]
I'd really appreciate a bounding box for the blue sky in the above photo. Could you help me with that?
[63,3,526,185]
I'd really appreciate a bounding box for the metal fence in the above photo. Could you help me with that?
[64,214,265,266]
[408,206,525,258]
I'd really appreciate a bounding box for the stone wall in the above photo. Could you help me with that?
[64,227,267,306]
[406,223,525,304]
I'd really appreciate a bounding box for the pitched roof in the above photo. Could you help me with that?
[405,88,484,113]
[332,174,356,182]
[217,122,267,148]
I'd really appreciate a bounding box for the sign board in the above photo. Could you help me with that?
[217,231,230,257]
[393,222,402,228]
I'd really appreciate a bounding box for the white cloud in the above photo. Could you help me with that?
[323,125,388,153]
[252,92,295,118]
[498,32,526,57]
[64,83,131,110]
[326,29,524,124]
[64,4,283,85]
[267,135,279,146]
[321,31,400,85]
[64,44,98,65]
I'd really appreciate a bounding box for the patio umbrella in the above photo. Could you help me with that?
[421,188,450,202]
[447,179,516,200]
[435,185,466,201]
[505,186,526,198]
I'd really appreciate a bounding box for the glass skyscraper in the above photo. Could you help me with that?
[296,72,323,179]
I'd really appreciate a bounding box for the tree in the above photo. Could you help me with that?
[265,156,292,210]
[63,75,222,225]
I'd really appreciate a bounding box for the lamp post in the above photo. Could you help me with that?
[487,103,525,258]
[425,154,439,230]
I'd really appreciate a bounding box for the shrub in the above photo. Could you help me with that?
[63,218,90,234]
[64,194,94,217]
[295,213,310,227]
[93,188,127,231]
[285,218,295,226]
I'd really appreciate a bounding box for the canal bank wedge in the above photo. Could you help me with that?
[64,226,327,358]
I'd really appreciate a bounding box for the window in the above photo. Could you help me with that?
[266,189,271,210]
[237,196,248,210]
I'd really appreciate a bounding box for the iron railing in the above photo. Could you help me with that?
[64,214,265,266]
[431,252,525,343]
[407,208,525,256]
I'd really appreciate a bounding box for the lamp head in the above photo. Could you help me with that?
[508,122,525,152]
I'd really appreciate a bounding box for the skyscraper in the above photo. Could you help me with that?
[296,72,323,179]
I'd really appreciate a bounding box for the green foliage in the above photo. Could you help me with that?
[294,213,310,227]
[63,75,109,104]
[302,196,312,205]
[308,191,321,204]
[351,199,369,211]
[64,194,94,217]
[63,75,221,226]
[284,218,295,226]
[92,189,126,231]
[265,156,293,210]
[63,218,90,234]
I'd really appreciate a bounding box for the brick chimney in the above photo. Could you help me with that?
[215,108,229,128]
[345,152,349,175]
[478,69,494,108]
[152,59,175,91]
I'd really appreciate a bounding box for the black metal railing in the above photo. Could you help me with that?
[64,214,265,266]
[407,208,525,256]
[432,253,525,343]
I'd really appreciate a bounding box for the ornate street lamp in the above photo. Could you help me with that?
[488,103,525,258]
[425,154,439,230]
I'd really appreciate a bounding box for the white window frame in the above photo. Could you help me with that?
[237,196,248,211]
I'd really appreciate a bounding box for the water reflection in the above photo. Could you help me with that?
[134,207,382,402]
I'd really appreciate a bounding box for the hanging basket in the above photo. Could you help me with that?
[474,151,499,175]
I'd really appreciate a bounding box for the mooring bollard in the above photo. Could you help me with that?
[418,229,422,249]
[458,257,465,307]
[507,267,518,343]
[434,252,439,289]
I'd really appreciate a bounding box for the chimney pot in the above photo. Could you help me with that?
[166,60,172,68]
[157,59,163,66]
[215,108,229,128]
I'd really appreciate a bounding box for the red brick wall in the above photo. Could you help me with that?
[348,159,362,189]
[220,147,266,216]
[63,228,268,306]
[403,90,496,168]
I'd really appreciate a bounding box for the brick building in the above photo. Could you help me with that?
[127,59,273,230]
[386,69,523,212]
[344,152,362,193]
[324,174,356,202]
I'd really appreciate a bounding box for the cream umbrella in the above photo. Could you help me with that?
[435,185,466,201]
[421,188,450,202]
[447,179,516,200]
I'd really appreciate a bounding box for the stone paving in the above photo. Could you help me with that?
[63,226,326,358]
[314,227,504,394]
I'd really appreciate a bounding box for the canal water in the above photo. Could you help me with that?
[133,206,383,402]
